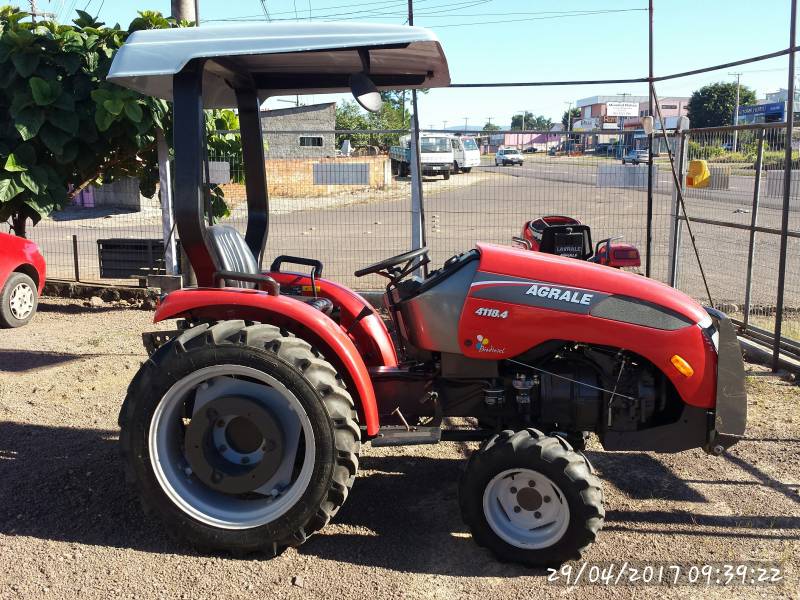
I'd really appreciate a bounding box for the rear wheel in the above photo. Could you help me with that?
[0,272,38,328]
[462,167,472,173]
[119,321,360,555]
[459,429,604,567]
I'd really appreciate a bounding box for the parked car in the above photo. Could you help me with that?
[495,148,524,166]
[622,149,649,165]
[0,231,46,327]
[523,147,538,153]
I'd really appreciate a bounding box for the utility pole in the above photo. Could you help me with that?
[28,1,55,22]
[729,71,742,151]
[564,101,573,152]
[443,120,448,130]
[171,0,197,22]
[464,116,469,133]
[407,0,426,262]
[161,0,200,278]
[646,0,654,278]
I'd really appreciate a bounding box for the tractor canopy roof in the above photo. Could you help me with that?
[107,22,450,107]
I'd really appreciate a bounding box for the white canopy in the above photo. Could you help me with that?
[107,22,450,107]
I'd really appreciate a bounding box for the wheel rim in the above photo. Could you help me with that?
[482,468,570,549]
[149,364,316,530]
[8,282,34,320]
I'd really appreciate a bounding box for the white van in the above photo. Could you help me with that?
[450,136,481,173]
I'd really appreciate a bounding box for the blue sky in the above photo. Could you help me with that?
[45,0,796,127]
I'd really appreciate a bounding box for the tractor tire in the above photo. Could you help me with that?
[119,321,360,556]
[459,428,604,567]
[0,271,38,328]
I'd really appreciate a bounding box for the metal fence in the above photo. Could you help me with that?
[669,123,800,349]
[5,124,800,359]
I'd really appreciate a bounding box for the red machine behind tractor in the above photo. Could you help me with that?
[514,215,642,269]
[107,23,746,567]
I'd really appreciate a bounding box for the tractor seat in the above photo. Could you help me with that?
[204,224,333,315]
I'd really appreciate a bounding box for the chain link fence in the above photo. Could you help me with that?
[5,121,800,354]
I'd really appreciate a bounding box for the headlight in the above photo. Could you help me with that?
[698,315,719,352]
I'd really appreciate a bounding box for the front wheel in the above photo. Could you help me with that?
[0,271,38,328]
[462,167,472,173]
[443,169,450,180]
[119,321,360,555]
[459,429,604,567]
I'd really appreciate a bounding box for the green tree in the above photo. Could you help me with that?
[511,112,552,131]
[482,122,500,131]
[0,7,235,237]
[562,107,580,130]
[687,82,757,128]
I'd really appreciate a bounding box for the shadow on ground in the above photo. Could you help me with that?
[0,349,86,372]
[0,422,797,574]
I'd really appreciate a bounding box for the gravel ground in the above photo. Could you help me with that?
[1,298,799,599]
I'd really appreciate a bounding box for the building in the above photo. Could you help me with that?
[637,96,689,119]
[260,102,336,159]
[484,125,563,153]
[572,94,649,147]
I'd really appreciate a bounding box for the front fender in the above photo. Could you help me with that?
[154,288,379,436]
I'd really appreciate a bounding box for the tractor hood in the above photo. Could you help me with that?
[475,243,707,324]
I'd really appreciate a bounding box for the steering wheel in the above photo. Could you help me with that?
[354,247,429,281]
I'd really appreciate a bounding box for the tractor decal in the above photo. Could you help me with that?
[470,274,609,315]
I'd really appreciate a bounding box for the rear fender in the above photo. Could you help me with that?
[153,288,379,436]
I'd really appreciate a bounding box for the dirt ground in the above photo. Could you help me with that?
[1,297,799,600]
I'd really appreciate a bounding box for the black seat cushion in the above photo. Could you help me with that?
[204,224,332,315]
[205,224,260,288]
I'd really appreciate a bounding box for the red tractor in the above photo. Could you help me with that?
[108,23,746,567]
[514,215,642,269]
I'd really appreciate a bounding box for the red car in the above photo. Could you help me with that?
[0,231,46,327]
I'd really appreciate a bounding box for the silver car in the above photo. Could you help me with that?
[622,149,649,165]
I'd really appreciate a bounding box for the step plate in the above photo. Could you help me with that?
[370,426,442,447]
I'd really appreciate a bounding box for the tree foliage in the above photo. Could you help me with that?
[482,122,500,131]
[511,112,551,131]
[687,81,757,129]
[334,90,426,150]
[561,107,581,130]
[0,6,237,237]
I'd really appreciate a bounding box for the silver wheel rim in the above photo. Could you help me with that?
[9,282,34,320]
[149,364,315,530]
[482,468,570,549]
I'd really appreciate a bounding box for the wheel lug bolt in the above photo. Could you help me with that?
[513,506,521,513]
[211,471,223,483]
[534,511,541,519]
[510,487,517,494]
[544,496,551,503]
[528,480,535,487]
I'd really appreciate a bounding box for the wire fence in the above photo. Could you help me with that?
[5,126,800,357]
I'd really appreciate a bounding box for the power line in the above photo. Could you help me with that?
[206,5,645,25]
[259,0,271,21]
[209,0,483,21]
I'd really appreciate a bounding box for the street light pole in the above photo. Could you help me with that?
[729,71,742,151]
